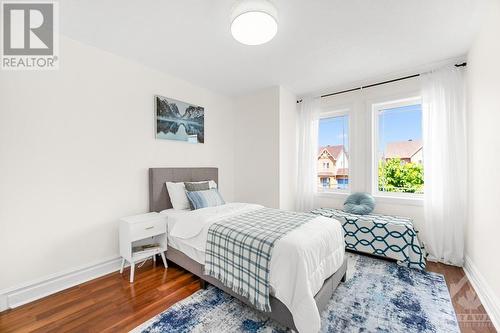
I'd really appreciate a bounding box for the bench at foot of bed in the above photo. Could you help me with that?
[311,208,427,270]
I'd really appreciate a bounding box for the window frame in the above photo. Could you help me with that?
[317,107,351,194]
[371,96,423,199]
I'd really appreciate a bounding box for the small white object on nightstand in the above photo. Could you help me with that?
[119,212,167,283]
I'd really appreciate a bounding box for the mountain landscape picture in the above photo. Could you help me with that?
[155,95,205,143]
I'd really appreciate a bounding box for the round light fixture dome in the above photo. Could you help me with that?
[230,0,278,46]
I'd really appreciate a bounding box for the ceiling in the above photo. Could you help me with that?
[60,0,484,97]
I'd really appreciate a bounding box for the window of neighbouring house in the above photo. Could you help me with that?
[318,112,349,192]
[373,98,424,195]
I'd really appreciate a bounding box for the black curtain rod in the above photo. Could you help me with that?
[296,62,467,103]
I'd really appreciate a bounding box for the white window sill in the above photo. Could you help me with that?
[372,194,423,207]
[315,191,350,199]
[314,191,423,207]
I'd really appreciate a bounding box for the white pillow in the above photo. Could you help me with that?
[166,182,189,210]
[165,180,217,210]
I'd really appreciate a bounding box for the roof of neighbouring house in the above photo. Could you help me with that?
[385,140,422,159]
[318,145,345,160]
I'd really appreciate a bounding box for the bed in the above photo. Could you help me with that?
[149,167,347,333]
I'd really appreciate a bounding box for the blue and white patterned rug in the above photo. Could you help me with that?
[131,253,459,333]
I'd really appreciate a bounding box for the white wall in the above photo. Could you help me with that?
[465,0,500,325]
[313,77,425,234]
[279,87,298,211]
[233,86,298,210]
[233,87,280,208]
[0,36,235,291]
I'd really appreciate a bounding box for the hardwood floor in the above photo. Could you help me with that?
[0,261,202,333]
[427,261,496,333]
[0,258,496,333]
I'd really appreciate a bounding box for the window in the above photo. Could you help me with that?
[373,98,423,195]
[317,112,349,192]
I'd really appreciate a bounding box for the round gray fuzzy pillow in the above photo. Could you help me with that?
[344,192,376,215]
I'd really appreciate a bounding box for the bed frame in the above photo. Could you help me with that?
[149,167,347,331]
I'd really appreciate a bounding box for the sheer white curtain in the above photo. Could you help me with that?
[296,97,320,212]
[422,66,467,266]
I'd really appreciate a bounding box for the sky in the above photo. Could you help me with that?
[318,104,422,152]
[378,104,422,151]
[318,115,349,148]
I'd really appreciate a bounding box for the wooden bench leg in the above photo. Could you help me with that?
[200,280,207,289]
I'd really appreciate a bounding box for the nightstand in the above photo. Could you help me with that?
[119,212,167,282]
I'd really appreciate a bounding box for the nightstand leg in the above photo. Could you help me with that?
[120,258,125,274]
[130,263,135,283]
[153,254,156,263]
[160,252,168,269]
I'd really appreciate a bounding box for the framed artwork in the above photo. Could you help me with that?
[155,95,204,143]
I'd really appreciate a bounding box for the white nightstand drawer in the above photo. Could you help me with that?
[130,219,166,241]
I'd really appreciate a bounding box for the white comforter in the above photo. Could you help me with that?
[164,203,345,333]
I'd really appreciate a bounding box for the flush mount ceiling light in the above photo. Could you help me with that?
[230,0,278,46]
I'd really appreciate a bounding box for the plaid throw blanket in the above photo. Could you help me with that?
[204,208,315,312]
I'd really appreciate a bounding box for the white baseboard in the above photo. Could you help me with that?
[464,255,500,331]
[0,256,123,312]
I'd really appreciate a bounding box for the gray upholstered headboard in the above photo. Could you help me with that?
[149,167,218,212]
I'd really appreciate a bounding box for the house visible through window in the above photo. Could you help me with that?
[375,100,424,194]
[318,114,349,191]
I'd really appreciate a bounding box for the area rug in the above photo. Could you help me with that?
[131,253,459,333]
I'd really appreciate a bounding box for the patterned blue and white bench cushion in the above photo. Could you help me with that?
[311,208,426,270]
